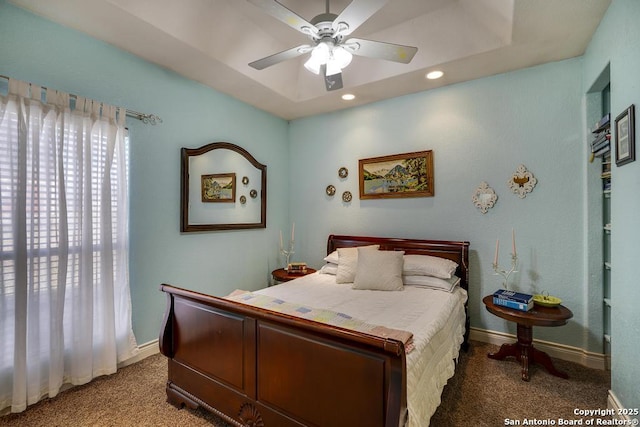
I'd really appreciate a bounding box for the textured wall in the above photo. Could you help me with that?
[288,58,590,349]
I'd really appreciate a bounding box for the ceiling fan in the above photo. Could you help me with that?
[247,0,418,91]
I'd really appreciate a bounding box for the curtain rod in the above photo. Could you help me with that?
[0,74,163,125]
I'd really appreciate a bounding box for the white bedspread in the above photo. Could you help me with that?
[255,272,467,427]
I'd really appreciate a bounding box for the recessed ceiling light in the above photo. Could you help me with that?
[426,70,444,80]
[342,93,356,101]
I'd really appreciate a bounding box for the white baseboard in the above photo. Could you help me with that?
[470,327,607,370]
[118,339,160,368]
[608,390,638,422]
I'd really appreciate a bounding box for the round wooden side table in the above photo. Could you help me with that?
[482,295,573,381]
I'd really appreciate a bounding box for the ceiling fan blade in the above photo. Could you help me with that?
[332,0,387,36]
[249,44,312,70]
[344,38,418,64]
[322,66,344,91]
[247,0,317,36]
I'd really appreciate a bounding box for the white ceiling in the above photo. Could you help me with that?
[9,0,611,120]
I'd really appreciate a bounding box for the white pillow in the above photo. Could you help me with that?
[319,263,338,275]
[324,244,379,265]
[352,249,405,291]
[324,251,339,264]
[334,245,380,284]
[402,275,460,292]
[402,254,458,279]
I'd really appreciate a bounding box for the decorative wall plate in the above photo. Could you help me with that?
[326,185,336,196]
[250,189,257,198]
[342,191,352,202]
[239,195,246,204]
[508,164,537,198]
[472,181,498,213]
[338,167,348,179]
[242,176,249,185]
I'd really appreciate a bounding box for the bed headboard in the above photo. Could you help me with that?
[327,234,470,293]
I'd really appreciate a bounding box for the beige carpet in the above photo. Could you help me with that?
[1,341,611,427]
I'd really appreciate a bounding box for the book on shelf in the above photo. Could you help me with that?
[592,113,610,133]
[593,144,611,157]
[591,133,611,152]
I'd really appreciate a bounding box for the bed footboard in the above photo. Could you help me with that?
[159,284,408,427]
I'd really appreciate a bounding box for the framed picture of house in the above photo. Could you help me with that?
[615,104,635,167]
[201,173,236,202]
[359,150,434,199]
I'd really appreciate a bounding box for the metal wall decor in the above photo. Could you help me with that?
[338,167,349,178]
[472,181,498,213]
[342,191,352,202]
[508,164,537,198]
[326,185,336,196]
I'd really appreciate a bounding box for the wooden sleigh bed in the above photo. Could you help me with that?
[159,235,470,427]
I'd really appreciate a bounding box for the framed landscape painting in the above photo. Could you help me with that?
[201,173,236,203]
[359,150,434,199]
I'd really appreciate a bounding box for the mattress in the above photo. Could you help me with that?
[255,272,468,427]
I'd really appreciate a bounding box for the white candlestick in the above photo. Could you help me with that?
[494,239,499,265]
[512,229,516,256]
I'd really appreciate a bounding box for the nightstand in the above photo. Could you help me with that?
[482,295,573,381]
[271,267,317,284]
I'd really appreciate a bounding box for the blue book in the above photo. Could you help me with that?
[493,296,533,312]
[493,289,533,304]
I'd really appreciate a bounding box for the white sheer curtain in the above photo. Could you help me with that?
[0,79,137,413]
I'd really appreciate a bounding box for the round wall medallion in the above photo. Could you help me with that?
[326,185,336,196]
[250,189,258,198]
[239,195,247,204]
[242,176,249,185]
[338,167,348,179]
[342,191,352,202]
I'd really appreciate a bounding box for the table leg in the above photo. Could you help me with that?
[487,323,568,381]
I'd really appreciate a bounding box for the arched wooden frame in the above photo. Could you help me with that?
[181,142,266,232]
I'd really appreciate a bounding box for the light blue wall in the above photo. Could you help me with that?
[288,59,591,349]
[583,0,640,411]
[0,1,290,344]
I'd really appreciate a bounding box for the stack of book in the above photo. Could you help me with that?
[287,262,308,274]
[591,113,611,158]
[493,289,534,312]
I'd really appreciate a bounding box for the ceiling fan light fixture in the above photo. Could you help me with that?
[332,45,353,69]
[304,56,322,75]
[325,60,342,76]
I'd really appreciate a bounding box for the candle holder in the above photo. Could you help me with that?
[281,240,295,270]
[493,253,518,290]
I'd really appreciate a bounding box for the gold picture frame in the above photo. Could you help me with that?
[201,173,236,203]
[359,150,434,199]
